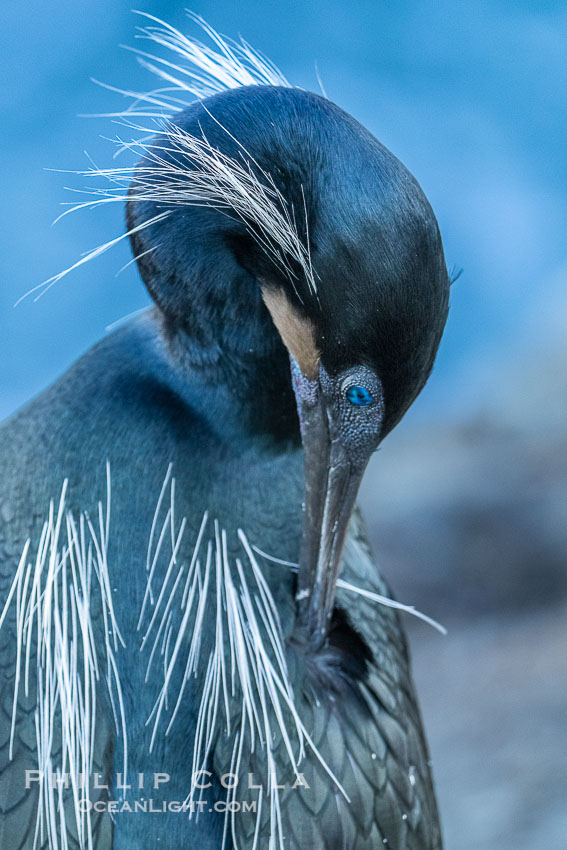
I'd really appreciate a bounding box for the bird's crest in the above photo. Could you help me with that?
[20,11,317,305]
[99,10,292,117]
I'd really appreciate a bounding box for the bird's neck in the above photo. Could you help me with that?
[154,308,301,448]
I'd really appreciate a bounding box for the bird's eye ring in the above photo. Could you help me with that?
[345,385,373,406]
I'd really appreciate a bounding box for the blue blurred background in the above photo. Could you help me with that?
[1,2,566,848]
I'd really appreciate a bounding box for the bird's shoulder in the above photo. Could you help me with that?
[0,312,210,521]
[2,310,199,458]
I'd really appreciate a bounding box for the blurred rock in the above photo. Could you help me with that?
[414,606,567,850]
[360,341,567,622]
[358,338,567,848]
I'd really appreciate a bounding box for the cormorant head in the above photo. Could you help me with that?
[127,85,450,646]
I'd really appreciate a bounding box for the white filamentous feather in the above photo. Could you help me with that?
[1,462,442,848]
[55,117,317,300]
[21,12,317,307]
[90,10,291,121]
[138,465,445,848]
[251,541,447,635]
[16,211,170,305]
[85,8,291,124]
[121,10,291,110]
[139,469,348,850]
[0,466,127,850]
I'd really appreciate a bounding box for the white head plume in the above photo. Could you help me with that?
[20,11,317,304]
[99,10,292,118]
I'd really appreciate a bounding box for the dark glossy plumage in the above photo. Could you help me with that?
[0,65,448,850]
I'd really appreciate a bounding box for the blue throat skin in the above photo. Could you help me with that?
[0,82,448,850]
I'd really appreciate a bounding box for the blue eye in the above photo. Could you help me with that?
[345,385,373,406]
